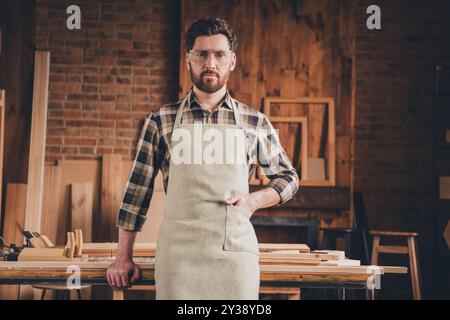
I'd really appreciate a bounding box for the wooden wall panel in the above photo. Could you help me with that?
[57,160,100,244]
[24,51,50,234]
[100,155,123,242]
[71,182,93,242]
[0,183,26,300]
[41,165,64,244]
[0,90,4,220]
[0,1,35,247]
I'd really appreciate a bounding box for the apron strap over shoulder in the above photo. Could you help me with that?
[174,92,189,128]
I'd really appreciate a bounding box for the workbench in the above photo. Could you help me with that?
[0,261,407,300]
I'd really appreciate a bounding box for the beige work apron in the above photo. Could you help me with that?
[155,92,260,300]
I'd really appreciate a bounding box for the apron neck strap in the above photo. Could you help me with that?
[174,91,243,128]
[174,92,189,128]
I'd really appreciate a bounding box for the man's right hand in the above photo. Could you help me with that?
[107,259,141,289]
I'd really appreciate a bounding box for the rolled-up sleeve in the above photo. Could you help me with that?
[257,114,300,205]
[116,112,162,231]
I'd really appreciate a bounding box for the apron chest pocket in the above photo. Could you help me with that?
[223,205,259,256]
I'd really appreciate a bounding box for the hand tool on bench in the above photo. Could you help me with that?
[74,229,83,257]
[63,232,75,259]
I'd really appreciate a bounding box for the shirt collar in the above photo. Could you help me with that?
[187,88,233,110]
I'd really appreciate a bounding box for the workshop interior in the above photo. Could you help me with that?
[0,0,449,301]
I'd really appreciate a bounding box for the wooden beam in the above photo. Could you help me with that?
[0,90,5,221]
[41,165,63,245]
[101,155,123,242]
[57,159,101,243]
[24,51,50,234]
[0,261,408,275]
[259,243,310,253]
[0,183,26,299]
[2,183,27,245]
[71,183,93,242]
[377,245,409,255]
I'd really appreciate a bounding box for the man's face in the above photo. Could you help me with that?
[186,34,236,93]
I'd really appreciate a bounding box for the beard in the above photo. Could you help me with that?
[189,64,231,93]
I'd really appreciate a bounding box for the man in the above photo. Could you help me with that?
[107,17,299,299]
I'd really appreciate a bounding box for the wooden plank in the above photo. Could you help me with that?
[1,183,26,300]
[260,287,301,300]
[260,252,340,260]
[327,99,336,185]
[370,230,418,237]
[259,243,310,253]
[0,90,5,219]
[101,155,123,242]
[2,183,27,245]
[320,259,361,267]
[41,165,64,245]
[57,160,100,243]
[259,264,384,275]
[377,245,409,254]
[82,242,157,257]
[311,250,346,261]
[308,103,326,159]
[0,261,407,275]
[259,257,322,266]
[24,51,50,234]
[40,235,54,247]
[71,183,93,242]
[371,235,380,265]
[18,248,76,262]
[0,0,36,188]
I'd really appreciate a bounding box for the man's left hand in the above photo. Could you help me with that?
[225,193,259,213]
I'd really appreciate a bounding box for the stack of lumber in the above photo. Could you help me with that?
[81,242,359,267]
[15,241,362,269]
[258,244,359,267]
[82,242,156,257]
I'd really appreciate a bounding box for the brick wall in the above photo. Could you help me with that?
[355,0,450,298]
[35,0,180,163]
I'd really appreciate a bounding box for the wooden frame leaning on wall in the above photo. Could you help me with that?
[263,97,336,187]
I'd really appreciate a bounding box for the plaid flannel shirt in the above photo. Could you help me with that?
[117,89,299,231]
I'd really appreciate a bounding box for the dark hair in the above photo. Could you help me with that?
[185,17,238,52]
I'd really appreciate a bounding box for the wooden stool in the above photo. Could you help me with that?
[32,284,90,300]
[259,287,301,300]
[112,286,301,300]
[113,285,156,300]
[370,231,421,300]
